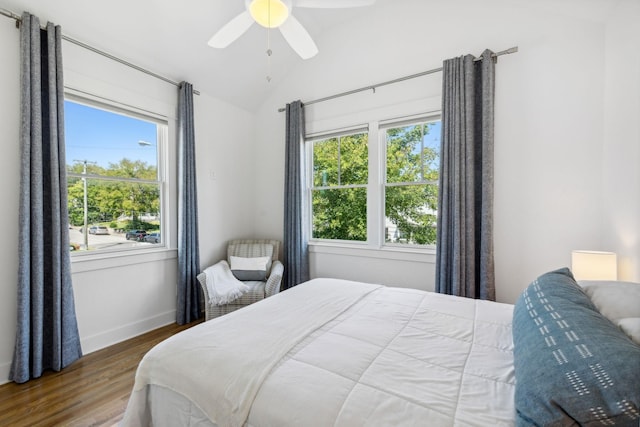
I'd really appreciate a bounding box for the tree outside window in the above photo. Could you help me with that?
[309,118,440,247]
[385,121,440,245]
[65,99,165,253]
[311,132,368,241]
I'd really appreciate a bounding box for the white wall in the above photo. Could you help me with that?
[602,0,640,281]
[195,93,258,267]
[0,16,255,384]
[253,0,612,303]
[0,13,22,387]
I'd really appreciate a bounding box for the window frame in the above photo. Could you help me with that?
[306,113,441,251]
[307,127,369,244]
[64,93,169,258]
[380,115,441,249]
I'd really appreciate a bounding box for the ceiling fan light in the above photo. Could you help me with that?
[249,0,289,28]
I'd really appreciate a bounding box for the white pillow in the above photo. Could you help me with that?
[578,280,640,344]
[229,256,271,281]
[617,318,640,345]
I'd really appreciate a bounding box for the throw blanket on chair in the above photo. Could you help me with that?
[203,261,250,305]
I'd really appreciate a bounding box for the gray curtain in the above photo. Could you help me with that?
[10,12,83,384]
[283,100,309,289]
[177,81,202,324]
[435,50,496,301]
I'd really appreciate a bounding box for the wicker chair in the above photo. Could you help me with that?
[197,239,284,321]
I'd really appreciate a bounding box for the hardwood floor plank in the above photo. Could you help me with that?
[0,320,201,427]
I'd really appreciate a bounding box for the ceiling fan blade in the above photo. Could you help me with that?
[207,11,254,48]
[295,0,375,8]
[279,15,319,59]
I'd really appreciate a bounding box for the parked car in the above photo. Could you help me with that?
[89,225,109,235]
[125,229,147,240]
[144,232,161,243]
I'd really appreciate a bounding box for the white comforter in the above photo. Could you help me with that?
[122,279,515,426]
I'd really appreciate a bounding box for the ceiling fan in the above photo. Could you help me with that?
[208,0,376,60]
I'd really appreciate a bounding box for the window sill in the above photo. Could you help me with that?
[70,247,178,274]
[309,241,435,263]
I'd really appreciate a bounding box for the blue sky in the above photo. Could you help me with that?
[423,121,441,150]
[64,100,157,169]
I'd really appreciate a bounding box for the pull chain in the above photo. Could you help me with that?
[266,0,272,82]
[266,31,272,82]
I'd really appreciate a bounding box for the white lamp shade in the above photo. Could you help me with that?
[571,250,617,281]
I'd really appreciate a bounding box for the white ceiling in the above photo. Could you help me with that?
[0,0,622,112]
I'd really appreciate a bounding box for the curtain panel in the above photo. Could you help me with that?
[177,82,202,324]
[435,50,496,301]
[283,100,309,290]
[11,12,83,384]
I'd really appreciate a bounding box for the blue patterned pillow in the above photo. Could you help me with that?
[513,268,640,426]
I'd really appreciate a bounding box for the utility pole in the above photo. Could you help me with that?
[73,159,97,250]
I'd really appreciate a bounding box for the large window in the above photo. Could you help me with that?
[65,99,167,254]
[308,116,440,248]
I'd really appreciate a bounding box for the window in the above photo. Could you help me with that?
[308,116,440,248]
[310,131,368,241]
[65,98,167,254]
[384,120,440,245]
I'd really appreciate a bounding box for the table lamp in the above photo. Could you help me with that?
[571,250,617,281]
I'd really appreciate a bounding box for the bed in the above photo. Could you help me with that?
[121,270,640,427]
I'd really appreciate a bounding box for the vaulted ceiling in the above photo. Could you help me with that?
[0,0,622,112]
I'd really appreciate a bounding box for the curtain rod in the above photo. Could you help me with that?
[0,7,200,96]
[277,46,518,112]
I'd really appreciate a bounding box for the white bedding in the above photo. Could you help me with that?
[122,278,515,426]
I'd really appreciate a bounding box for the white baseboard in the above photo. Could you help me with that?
[0,360,11,386]
[81,310,177,355]
[0,310,177,385]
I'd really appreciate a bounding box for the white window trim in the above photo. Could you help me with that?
[380,114,441,251]
[306,127,370,244]
[71,247,177,274]
[309,240,436,263]
[64,92,172,262]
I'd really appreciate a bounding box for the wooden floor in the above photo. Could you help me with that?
[0,320,201,427]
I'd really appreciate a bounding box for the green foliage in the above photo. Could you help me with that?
[312,133,368,241]
[67,159,159,227]
[311,123,439,245]
[312,188,367,241]
[384,124,439,245]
